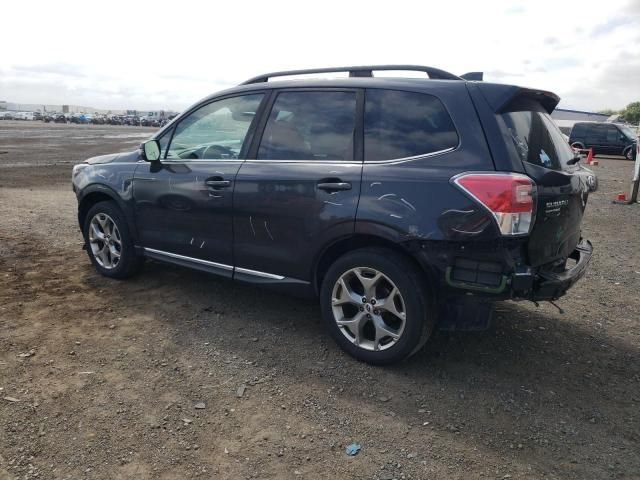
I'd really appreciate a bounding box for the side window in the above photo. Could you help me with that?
[166,94,263,160]
[606,125,619,143]
[587,124,605,143]
[364,89,458,161]
[257,91,356,161]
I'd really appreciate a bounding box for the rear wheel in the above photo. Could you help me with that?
[83,201,143,279]
[320,248,433,365]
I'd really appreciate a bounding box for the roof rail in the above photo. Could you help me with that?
[240,65,462,85]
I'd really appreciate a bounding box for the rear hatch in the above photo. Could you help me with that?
[497,96,591,267]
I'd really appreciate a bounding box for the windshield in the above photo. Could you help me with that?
[620,125,637,140]
[501,108,575,171]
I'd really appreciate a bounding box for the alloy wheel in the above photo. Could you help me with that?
[88,213,122,269]
[331,267,407,351]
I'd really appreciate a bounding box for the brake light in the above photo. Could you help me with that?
[452,173,536,236]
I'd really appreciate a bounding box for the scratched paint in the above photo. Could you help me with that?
[264,221,274,241]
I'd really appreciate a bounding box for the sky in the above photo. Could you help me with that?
[1,0,639,113]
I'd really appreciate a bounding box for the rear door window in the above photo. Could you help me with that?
[257,91,357,161]
[501,105,575,171]
[364,89,458,161]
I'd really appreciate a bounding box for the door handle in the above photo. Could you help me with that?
[205,179,231,189]
[317,181,352,192]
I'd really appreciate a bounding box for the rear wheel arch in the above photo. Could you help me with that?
[313,234,434,296]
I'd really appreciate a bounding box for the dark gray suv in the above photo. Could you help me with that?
[72,65,594,365]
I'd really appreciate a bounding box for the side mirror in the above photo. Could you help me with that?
[142,140,161,162]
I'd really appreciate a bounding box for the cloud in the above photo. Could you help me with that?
[591,16,636,36]
[1,0,639,113]
[11,63,88,78]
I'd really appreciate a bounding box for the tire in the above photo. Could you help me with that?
[320,248,434,365]
[625,147,634,161]
[83,201,143,279]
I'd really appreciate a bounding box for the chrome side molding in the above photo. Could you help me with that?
[143,248,284,280]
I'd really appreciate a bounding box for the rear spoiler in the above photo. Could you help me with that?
[475,82,560,114]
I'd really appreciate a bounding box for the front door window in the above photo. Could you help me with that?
[166,94,264,160]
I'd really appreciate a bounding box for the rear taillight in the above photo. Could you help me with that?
[452,173,536,236]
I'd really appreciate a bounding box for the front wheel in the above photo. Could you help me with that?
[320,248,433,365]
[83,201,143,279]
[625,147,634,161]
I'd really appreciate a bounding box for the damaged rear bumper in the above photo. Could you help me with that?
[436,239,592,330]
[436,239,593,301]
[529,239,593,300]
[507,239,593,300]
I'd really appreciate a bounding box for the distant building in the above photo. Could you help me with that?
[551,108,610,134]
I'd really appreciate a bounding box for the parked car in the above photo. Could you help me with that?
[72,65,594,365]
[13,111,35,120]
[123,115,140,126]
[570,121,637,160]
[54,114,67,123]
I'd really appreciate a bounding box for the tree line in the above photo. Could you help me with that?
[598,102,640,124]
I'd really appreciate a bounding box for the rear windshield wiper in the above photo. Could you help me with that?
[567,152,581,165]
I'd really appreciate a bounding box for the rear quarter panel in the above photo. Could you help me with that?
[356,84,498,244]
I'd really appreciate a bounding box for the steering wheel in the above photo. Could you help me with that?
[201,144,236,159]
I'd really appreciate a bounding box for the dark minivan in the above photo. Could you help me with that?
[570,121,637,160]
[72,65,594,365]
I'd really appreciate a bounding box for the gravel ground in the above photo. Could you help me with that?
[1,121,639,480]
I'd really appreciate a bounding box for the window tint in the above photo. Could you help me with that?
[364,89,458,161]
[501,108,575,171]
[258,91,356,161]
[167,94,263,160]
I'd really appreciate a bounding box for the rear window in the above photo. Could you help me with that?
[501,105,575,170]
[364,89,458,161]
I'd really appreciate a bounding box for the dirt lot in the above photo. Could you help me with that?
[1,120,639,480]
